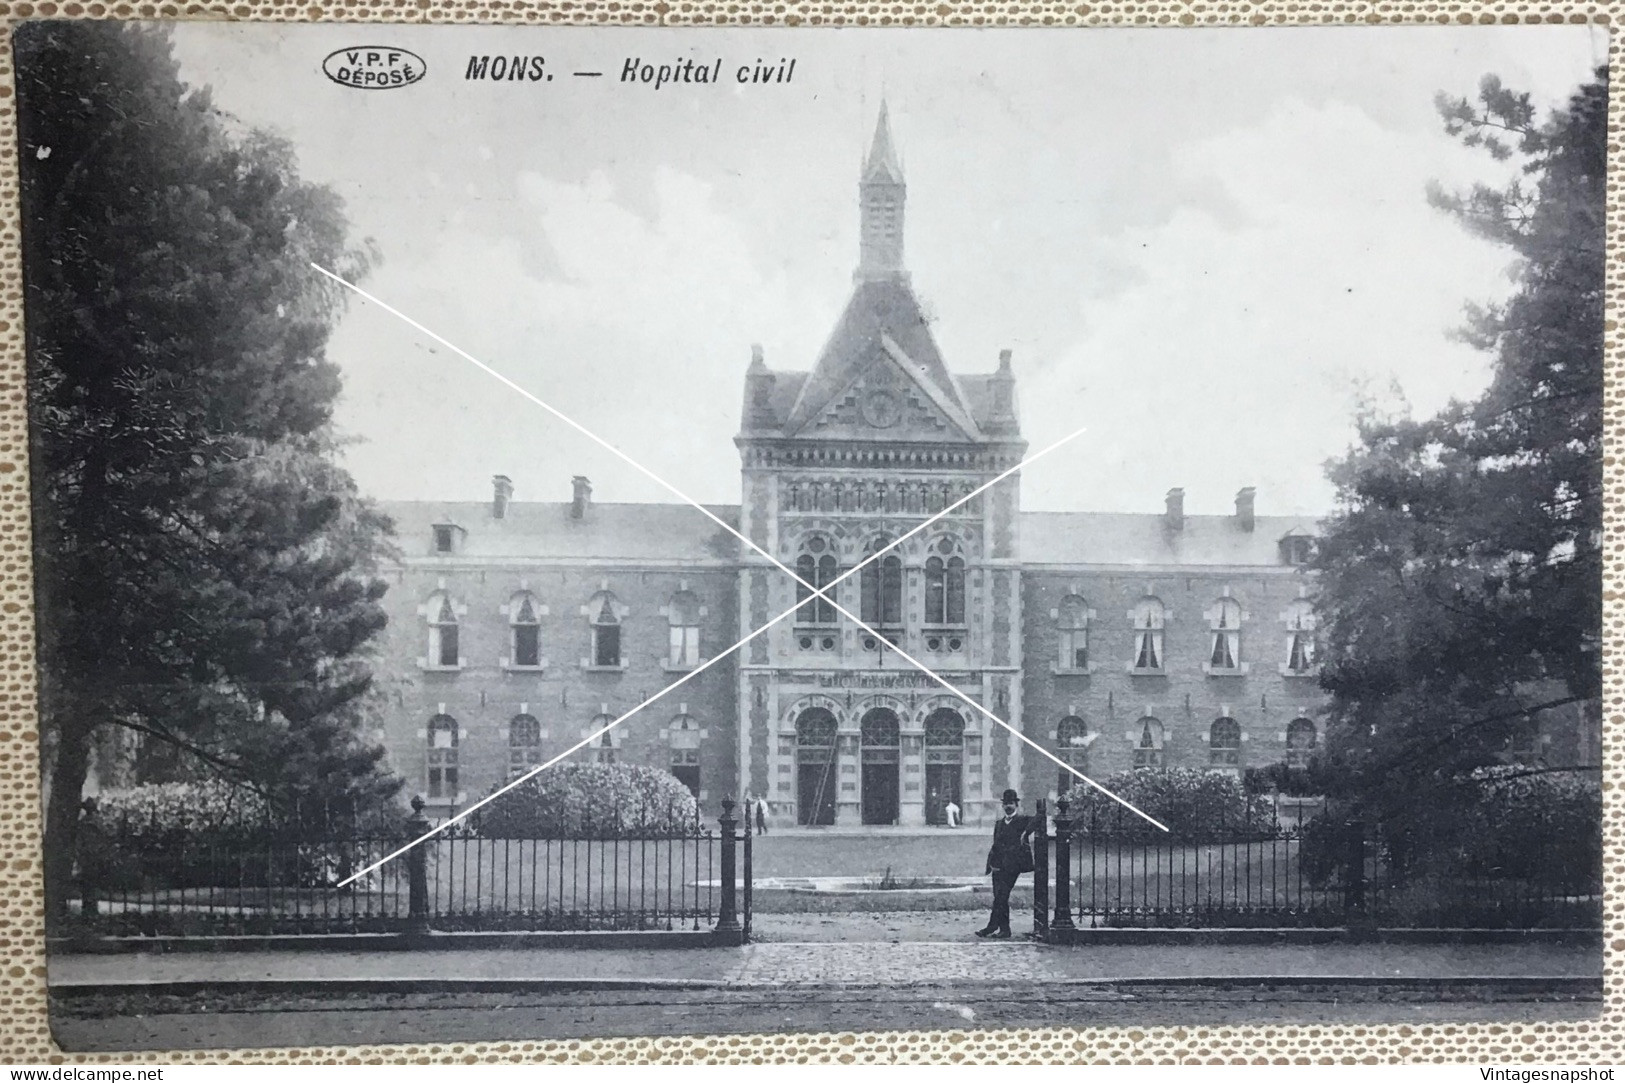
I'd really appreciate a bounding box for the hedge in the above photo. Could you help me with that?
[1062,768,1277,842]
[475,762,702,838]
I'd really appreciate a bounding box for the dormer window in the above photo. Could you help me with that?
[431,521,465,555]
[1281,534,1314,566]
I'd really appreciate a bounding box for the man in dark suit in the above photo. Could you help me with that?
[976,788,1035,939]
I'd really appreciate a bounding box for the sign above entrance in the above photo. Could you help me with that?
[783,671,981,691]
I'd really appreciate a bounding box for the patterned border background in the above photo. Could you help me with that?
[0,5,1616,1063]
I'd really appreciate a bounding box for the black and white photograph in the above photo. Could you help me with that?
[17,20,1607,1053]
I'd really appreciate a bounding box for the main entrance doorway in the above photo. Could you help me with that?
[923,708,965,826]
[795,708,838,826]
[859,708,901,826]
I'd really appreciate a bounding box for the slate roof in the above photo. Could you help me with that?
[378,500,741,563]
[381,499,1317,570]
[781,278,968,433]
[863,103,905,185]
[1020,512,1322,568]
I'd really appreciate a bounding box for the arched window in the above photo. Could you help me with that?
[426,591,460,668]
[924,537,966,625]
[861,708,901,747]
[1285,718,1317,769]
[669,714,701,795]
[426,714,459,799]
[1132,716,1165,769]
[796,709,839,747]
[1058,595,1089,670]
[1285,600,1316,673]
[1131,597,1165,672]
[925,708,965,750]
[589,714,621,764]
[923,708,965,827]
[1056,715,1093,795]
[1208,598,1243,670]
[860,535,904,632]
[509,591,542,668]
[1209,717,1241,768]
[668,590,701,667]
[795,707,839,827]
[508,714,542,777]
[795,536,838,624]
[587,591,621,668]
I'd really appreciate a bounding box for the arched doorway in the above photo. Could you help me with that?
[860,708,901,826]
[795,708,839,826]
[923,708,965,826]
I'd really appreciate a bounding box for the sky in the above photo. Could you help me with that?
[172,24,1606,517]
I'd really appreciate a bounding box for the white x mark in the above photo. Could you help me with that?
[314,265,1168,887]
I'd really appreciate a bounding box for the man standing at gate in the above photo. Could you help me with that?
[976,789,1035,939]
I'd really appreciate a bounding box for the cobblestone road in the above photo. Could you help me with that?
[50,982,1602,1052]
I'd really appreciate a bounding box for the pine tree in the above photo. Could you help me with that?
[1312,71,1605,841]
[17,22,399,916]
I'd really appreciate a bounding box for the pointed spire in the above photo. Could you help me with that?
[857,104,906,282]
[863,101,905,184]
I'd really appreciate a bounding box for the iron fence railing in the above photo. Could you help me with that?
[1038,796,1601,932]
[69,797,752,939]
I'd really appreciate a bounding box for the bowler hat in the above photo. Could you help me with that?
[1001,789,1019,804]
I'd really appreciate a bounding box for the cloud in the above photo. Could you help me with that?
[1018,97,1518,517]
[330,165,832,505]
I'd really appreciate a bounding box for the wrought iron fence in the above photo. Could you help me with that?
[69,796,751,938]
[1039,796,1601,932]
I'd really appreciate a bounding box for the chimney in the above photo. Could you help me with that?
[570,476,592,520]
[1235,487,1256,532]
[492,475,513,520]
[1164,488,1185,532]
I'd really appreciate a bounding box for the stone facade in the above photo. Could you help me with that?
[369,108,1340,827]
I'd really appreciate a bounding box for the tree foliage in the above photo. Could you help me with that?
[17,22,399,911]
[1311,71,1605,834]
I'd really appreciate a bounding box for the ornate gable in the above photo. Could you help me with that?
[796,336,979,443]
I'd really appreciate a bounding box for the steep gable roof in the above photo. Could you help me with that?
[783,277,968,432]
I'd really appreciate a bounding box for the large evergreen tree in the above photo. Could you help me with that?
[17,22,398,916]
[1311,71,1605,839]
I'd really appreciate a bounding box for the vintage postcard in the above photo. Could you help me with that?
[16,21,1607,1052]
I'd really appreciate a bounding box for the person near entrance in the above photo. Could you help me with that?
[944,799,961,828]
[976,789,1035,939]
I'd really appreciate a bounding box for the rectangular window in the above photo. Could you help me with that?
[1132,747,1163,769]
[1287,632,1314,672]
[1209,630,1239,669]
[593,624,621,667]
[1134,630,1162,671]
[433,525,454,553]
[514,625,540,667]
[670,626,700,666]
[428,732,458,799]
[437,625,459,668]
[1060,630,1088,669]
